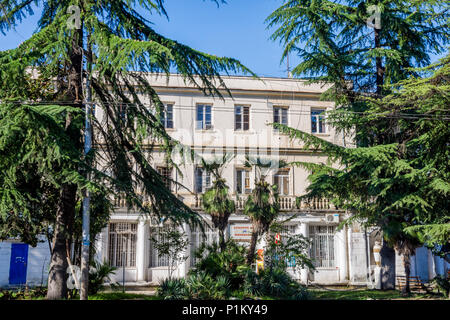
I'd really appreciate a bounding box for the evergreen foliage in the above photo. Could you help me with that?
[268,0,449,294]
[0,0,251,299]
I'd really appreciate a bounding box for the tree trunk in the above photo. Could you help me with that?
[380,240,396,290]
[219,229,226,252]
[401,251,411,296]
[246,231,258,266]
[47,26,83,300]
[47,184,77,299]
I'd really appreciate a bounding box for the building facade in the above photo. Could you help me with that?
[0,75,448,287]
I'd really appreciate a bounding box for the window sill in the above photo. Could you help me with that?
[195,129,215,133]
[312,133,330,137]
[234,130,254,134]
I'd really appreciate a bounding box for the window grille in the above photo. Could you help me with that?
[108,222,137,267]
[309,225,336,268]
[149,225,172,267]
[189,224,219,267]
[157,166,172,190]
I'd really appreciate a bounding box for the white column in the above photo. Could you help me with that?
[136,219,148,282]
[178,223,190,278]
[336,225,348,283]
[299,222,309,284]
[347,226,353,283]
[94,227,108,263]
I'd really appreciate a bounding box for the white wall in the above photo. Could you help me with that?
[0,239,51,288]
[0,242,11,287]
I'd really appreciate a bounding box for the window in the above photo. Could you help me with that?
[160,104,174,129]
[236,168,251,194]
[149,225,170,267]
[273,106,288,127]
[196,104,212,130]
[311,109,326,133]
[274,169,289,195]
[235,105,250,131]
[194,167,211,193]
[309,225,335,268]
[108,222,137,267]
[190,223,219,267]
[157,166,172,190]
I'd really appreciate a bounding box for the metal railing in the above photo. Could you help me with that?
[112,192,336,212]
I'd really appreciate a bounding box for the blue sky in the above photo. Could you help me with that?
[0,0,297,77]
[0,0,445,78]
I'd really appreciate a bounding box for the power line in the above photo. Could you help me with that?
[4,100,450,120]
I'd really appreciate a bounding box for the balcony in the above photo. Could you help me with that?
[111,191,337,213]
[192,194,336,212]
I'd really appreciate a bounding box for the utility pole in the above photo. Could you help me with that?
[80,34,92,300]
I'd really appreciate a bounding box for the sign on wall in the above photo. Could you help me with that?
[230,224,253,244]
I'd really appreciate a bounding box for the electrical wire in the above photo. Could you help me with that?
[3,100,449,120]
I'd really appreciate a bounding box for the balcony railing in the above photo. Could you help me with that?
[191,194,334,211]
[112,192,335,212]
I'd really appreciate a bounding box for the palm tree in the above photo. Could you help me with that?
[201,155,235,251]
[243,157,284,265]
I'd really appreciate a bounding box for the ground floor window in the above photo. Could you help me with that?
[189,224,219,267]
[149,225,171,267]
[309,225,336,268]
[108,222,137,267]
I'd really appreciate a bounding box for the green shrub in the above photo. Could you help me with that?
[192,240,252,290]
[157,272,230,300]
[433,274,450,297]
[89,261,118,295]
[158,239,309,300]
[243,267,309,300]
[157,278,188,300]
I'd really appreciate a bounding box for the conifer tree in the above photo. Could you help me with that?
[0,0,251,299]
[273,55,449,294]
[268,0,449,293]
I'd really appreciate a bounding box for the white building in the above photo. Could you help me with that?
[0,74,448,288]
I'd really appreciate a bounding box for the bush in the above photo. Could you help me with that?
[88,261,118,295]
[192,240,252,290]
[0,286,47,300]
[157,278,188,300]
[157,272,230,300]
[158,239,309,300]
[433,274,450,297]
[243,267,309,300]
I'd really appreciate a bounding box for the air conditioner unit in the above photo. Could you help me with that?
[325,213,339,223]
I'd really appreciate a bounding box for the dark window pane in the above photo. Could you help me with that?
[243,106,249,130]
[236,170,242,194]
[311,116,317,133]
[281,108,288,125]
[205,105,212,128]
[197,105,203,129]
[235,106,242,130]
[274,108,280,123]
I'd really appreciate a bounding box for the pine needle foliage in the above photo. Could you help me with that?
[0,0,252,299]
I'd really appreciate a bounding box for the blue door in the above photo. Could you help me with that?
[9,243,29,285]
